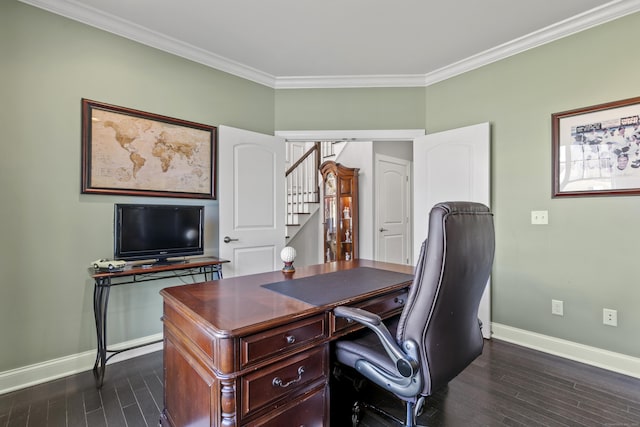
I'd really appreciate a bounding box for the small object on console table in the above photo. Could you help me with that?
[91,258,126,272]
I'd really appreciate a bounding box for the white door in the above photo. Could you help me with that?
[413,122,491,338]
[375,154,411,265]
[218,126,285,277]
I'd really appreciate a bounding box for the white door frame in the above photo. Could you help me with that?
[276,129,425,143]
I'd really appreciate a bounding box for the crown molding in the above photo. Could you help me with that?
[18,0,278,87]
[421,0,640,86]
[274,74,428,90]
[19,0,640,89]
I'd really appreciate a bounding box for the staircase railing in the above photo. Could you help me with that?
[285,142,321,226]
[321,140,333,159]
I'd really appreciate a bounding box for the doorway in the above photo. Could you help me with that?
[277,129,423,263]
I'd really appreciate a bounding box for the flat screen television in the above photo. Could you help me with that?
[114,204,204,263]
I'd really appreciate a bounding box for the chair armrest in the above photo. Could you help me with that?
[334,306,418,378]
[334,306,382,326]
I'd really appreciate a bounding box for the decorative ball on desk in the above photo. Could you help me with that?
[280,246,297,273]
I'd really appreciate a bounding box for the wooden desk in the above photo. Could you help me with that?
[160,259,414,427]
[90,256,229,388]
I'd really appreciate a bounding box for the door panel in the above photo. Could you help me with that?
[235,145,276,228]
[219,126,285,278]
[413,123,491,338]
[380,235,405,264]
[232,246,277,277]
[375,154,411,264]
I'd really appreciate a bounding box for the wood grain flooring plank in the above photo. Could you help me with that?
[25,400,46,427]
[113,379,136,409]
[133,383,160,426]
[141,372,162,412]
[121,403,146,427]
[84,409,105,427]
[99,386,126,426]
[65,392,85,427]
[81,389,101,415]
[6,402,28,427]
[46,397,66,427]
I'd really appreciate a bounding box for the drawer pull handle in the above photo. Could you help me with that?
[394,297,405,305]
[272,366,305,388]
[285,335,296,344]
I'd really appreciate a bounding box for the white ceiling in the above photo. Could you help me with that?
[19,0,640,88]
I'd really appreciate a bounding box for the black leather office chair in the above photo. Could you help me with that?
[333,201,495,426]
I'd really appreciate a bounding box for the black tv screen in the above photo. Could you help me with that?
[114,204,204,262]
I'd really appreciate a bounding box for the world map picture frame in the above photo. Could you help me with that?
[81,99,217,199]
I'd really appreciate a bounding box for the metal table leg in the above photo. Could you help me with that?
[92,277,110,388]
[203,264,223,281]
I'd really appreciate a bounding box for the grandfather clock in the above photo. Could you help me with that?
[320,161,359,262]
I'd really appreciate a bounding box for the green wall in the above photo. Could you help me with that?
[276,87,426,130]
[0,1,274,372]
[424,13,640,357]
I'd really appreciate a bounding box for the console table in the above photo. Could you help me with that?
[160,259,414,426]
[90,256,229,388]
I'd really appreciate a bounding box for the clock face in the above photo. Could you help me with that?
[325,172,336,195]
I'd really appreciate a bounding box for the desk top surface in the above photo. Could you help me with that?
[160,259,413,337]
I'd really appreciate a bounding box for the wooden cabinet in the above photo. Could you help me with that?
[320,161,359,262]
[161,306,330,427]
[159,260,414,427]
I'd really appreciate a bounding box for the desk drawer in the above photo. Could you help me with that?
[332,289,408,334]
[241,345,328,419]
[243,386,326,427]
[241,315,326,367]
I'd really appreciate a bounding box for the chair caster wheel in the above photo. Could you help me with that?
[351,401,362,426]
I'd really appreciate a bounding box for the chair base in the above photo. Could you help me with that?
[333,364,427,427]
[351,400,428,427]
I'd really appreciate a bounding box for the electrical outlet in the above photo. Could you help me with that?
[603,308,617,326]
[531,210,549,225]
[551,299,563,316]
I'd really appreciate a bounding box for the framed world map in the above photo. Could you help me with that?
[81,99,216,199]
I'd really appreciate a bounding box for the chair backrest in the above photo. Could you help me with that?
[396,201,495,396]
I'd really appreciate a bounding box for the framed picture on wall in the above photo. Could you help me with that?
[81,99,217,199]
[552,96,640,197]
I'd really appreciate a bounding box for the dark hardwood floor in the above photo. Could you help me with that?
[1,339,639,426]
[0,351,164,427]
[350,340,640,427]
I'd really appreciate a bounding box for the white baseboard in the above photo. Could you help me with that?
[492,323,640,379]
[0,333,163,395]
[4,326,639,395]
